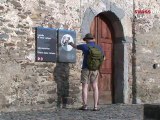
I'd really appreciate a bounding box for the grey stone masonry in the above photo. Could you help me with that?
[0,104,143,120]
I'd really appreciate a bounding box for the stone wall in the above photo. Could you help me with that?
[134,0,160,103]
[0,0,82,112]
[1,0,160,112]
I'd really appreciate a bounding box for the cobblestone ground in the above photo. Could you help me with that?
[0,104,144,120]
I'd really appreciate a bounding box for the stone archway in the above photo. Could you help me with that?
[81,1,133,104]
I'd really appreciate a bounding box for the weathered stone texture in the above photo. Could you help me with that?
[0,0,160,112]
[135,33,160,103]
[80,0,160,104]
[135,0,160,103]
[0,0,81,112]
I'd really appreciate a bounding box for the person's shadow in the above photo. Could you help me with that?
[54,63,69,108]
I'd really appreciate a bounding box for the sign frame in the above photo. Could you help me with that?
[58,29,76,63]
[35,27,57,62]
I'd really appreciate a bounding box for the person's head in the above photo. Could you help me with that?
[83,33,95,43]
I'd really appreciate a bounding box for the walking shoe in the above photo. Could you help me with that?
[79,105,88,110]
[92,107,100,111]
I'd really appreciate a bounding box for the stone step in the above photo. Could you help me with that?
[144,104,160,120]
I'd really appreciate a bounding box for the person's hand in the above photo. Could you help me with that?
[68,42,77,48]
[68,42,73,45]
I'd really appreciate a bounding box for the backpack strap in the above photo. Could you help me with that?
[87,44,92,49]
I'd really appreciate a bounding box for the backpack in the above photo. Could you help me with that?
[87,44,104,70]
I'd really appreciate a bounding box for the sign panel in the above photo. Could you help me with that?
[35,27,57,62]
[58,29,76,62]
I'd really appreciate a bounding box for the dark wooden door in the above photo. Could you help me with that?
[89,14,113,104]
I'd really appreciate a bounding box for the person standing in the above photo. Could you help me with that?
[68,33,104,111]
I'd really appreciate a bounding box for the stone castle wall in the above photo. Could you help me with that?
[0,0,82,111]
[134,0,160,103]
[0,0,160,112]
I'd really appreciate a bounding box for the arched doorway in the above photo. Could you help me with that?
[88,13,114,105]
[81,6,130,103]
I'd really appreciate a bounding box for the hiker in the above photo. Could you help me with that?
[68,33,104,111]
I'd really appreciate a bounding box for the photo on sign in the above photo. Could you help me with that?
[58,29,76,63]
[61,34,74,51]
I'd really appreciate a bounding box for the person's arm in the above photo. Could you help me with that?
[68,42,77,49]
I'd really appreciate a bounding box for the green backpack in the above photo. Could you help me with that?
[87,44,104,70]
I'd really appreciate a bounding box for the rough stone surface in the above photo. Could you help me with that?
[0,33,9,41]
[144,104,160,119]
[0,105,144,120]
[0,0,81,111]
[134,0,160,104]
[0,0,160,112]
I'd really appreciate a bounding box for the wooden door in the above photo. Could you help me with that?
[89,14,113,104]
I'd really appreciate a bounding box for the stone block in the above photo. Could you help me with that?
[0,22,3,26]
[0,33,9,41]
[1,28,13,33]
[10,1,22,8]
[144,104,160,119]
[47,98,55,104]
[39,0,46,5]
[17,14,27,19]
[0,93,7,109]
[15,30,26,35]
[47,89,56,94]
[37,101,45,104]
[0,0,6,3]
[0,6,4,10]
[110,3,125,20]
[55,0,66,4]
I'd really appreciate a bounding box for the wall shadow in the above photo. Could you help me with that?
[53,63,69,108]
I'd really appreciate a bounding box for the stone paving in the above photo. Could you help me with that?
[0,104,144,120]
